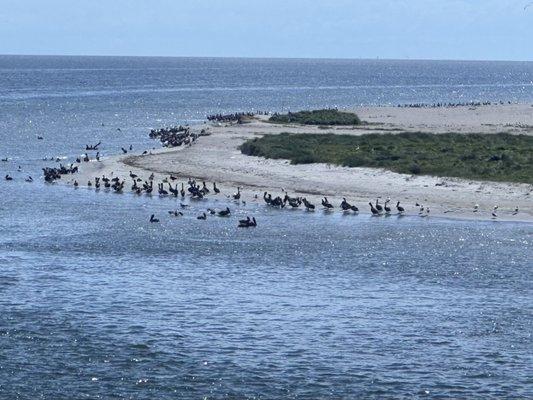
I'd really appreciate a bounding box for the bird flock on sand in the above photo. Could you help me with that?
[1,111,525,225]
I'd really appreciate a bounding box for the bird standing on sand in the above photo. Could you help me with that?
[396,201,405,214]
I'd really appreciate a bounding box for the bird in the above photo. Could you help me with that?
[375,199,383,213]
[218,207,231,217]
[238,217,257,228]
[197,212,207,220]
[73,180,79,187]
[512,206,519,215]
[233,187,241,200]
[168,210,183,217]
[25,176,33,183]
[322,197,333,210]
[5,174,13,181]
[149,214,159,223]
[301,198,314,211]
[396,201,405,214]
[213,182,220,194]
[369,202,379,216]
[384,199,392,214]
[473,204,479,213]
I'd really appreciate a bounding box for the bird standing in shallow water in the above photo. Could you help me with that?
[149,214,159,223]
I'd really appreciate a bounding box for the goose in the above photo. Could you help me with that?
[218,207,231,217]
[149,214,159,223]
[396,201,405,214]
[129,171,138,179]
[369,202,379,216]
[213,182,220,194]
[197,212,207,220]
[322,197,333,210]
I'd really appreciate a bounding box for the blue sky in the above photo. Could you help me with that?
[1,0,531,60]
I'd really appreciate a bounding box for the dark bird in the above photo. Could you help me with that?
[238,217,257,228]
[213,182,220,194]
[168,210,183,217]
[149,214,159,223]
[302,197,315,211]
[197,212,207,220]
[218,207,231,217]
[396,201,405,214]
[369,202,379,215]
[121,147,128,154]
[25,176,33,183]
[322,197,334,210]
[375,199,383,213]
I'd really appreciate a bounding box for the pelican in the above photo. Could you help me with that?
[302,198,315,211]
[369,202,379,216]
[218,207,231,217]
[322,197,333,210]
[213,182,220,194]
[396,201,405,214]
[375,199,383,213]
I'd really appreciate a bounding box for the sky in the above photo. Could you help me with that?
[0,0,532,61]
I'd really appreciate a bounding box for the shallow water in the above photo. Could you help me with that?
[0,56,532,399]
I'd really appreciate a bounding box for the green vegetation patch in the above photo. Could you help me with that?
[269,109,362,126]
[240,132,533,183]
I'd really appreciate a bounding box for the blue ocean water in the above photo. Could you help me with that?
[0,56,532,399]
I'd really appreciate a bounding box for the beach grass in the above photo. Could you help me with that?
[269,109,362,125]
[240,132,533,183]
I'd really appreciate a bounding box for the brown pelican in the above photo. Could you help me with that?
[238,217,257,227]
[322,197,333,210]
[375,199,383,213]
[218,207,231,217]
[302,198,315,211]
[369,202,379,215]
[396,201,405,214]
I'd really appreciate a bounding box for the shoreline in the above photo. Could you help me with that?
[68,103,533,223]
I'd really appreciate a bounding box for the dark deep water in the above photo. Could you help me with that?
[0,56,532,399]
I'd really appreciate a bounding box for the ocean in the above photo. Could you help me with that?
[0,55,532,399]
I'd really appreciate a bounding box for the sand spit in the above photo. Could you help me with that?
[70,104,533,222]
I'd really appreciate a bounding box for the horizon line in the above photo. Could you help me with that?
[1,53,532,63]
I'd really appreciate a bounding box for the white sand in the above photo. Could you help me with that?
[69,104,533,222]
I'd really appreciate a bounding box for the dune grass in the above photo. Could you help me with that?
[269,109,361,126]
[240,132,533,183]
